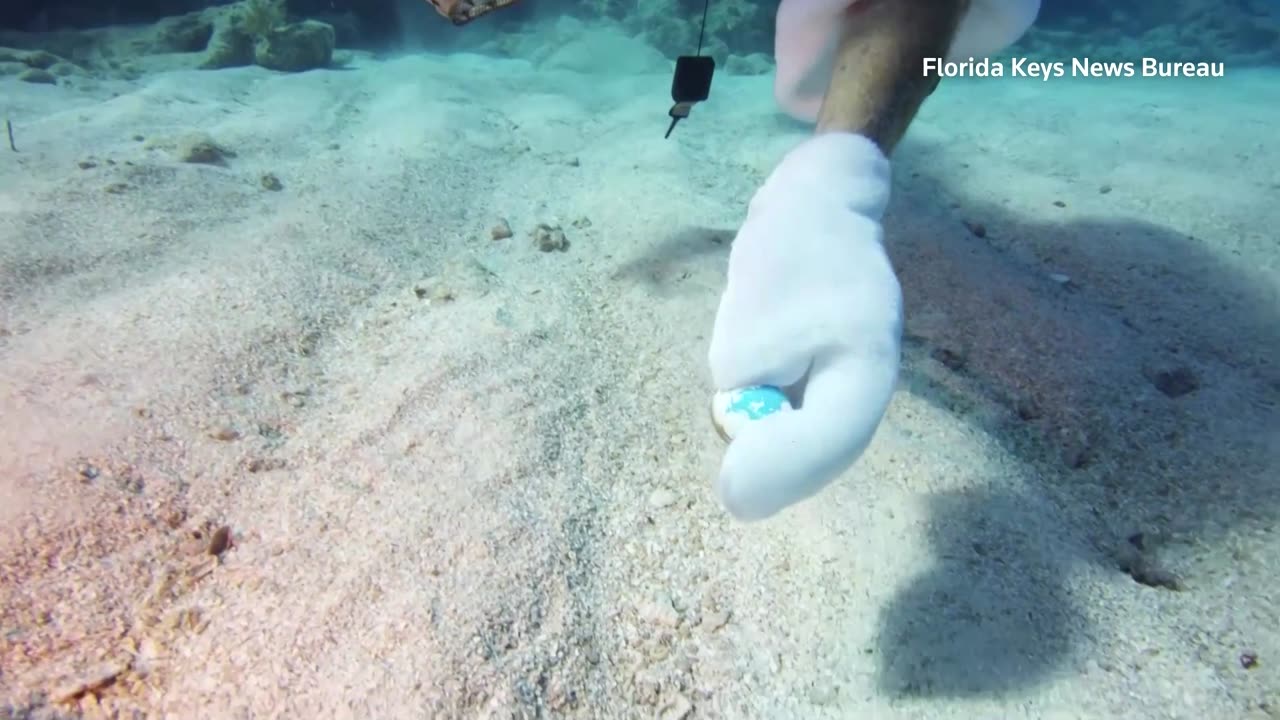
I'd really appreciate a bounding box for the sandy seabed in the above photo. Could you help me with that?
[1,19,1278,720]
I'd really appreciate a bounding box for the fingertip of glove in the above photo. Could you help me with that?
[716,456,783,523]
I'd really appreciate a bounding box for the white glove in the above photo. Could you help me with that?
[708,132,902,521]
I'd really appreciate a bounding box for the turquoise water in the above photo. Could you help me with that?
[0,1,1277,718]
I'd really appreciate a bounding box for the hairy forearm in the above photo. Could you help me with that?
[816,0,969,154]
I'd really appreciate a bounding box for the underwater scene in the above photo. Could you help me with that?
[0,0,1277,717]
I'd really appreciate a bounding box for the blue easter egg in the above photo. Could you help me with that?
[711,385,792,441]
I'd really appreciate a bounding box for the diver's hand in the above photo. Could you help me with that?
[708,132,903,521]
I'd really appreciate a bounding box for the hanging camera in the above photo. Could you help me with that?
[664,0,716,138]
[665,56,716,138]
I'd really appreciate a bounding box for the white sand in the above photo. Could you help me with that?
[2,18,1278,720]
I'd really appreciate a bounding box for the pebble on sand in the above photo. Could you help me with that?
[647,488,677,508]
[533,223,569,252]
[146,132,236,165]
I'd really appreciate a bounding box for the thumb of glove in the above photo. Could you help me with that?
[717,345,900,521]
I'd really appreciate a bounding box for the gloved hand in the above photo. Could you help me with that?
[708,132,902,521]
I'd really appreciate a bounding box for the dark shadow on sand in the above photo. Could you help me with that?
[878,133,1278,698]
[615,131,1279,700]
[609,226,734,297]
[873,487,1077,696]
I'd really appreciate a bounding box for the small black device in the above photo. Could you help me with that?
[665,56,716,138]
[663,0,716,138]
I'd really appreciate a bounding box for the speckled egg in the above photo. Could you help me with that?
[710,385,793,441]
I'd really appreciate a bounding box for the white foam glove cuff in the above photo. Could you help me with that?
[709,133,903,520]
